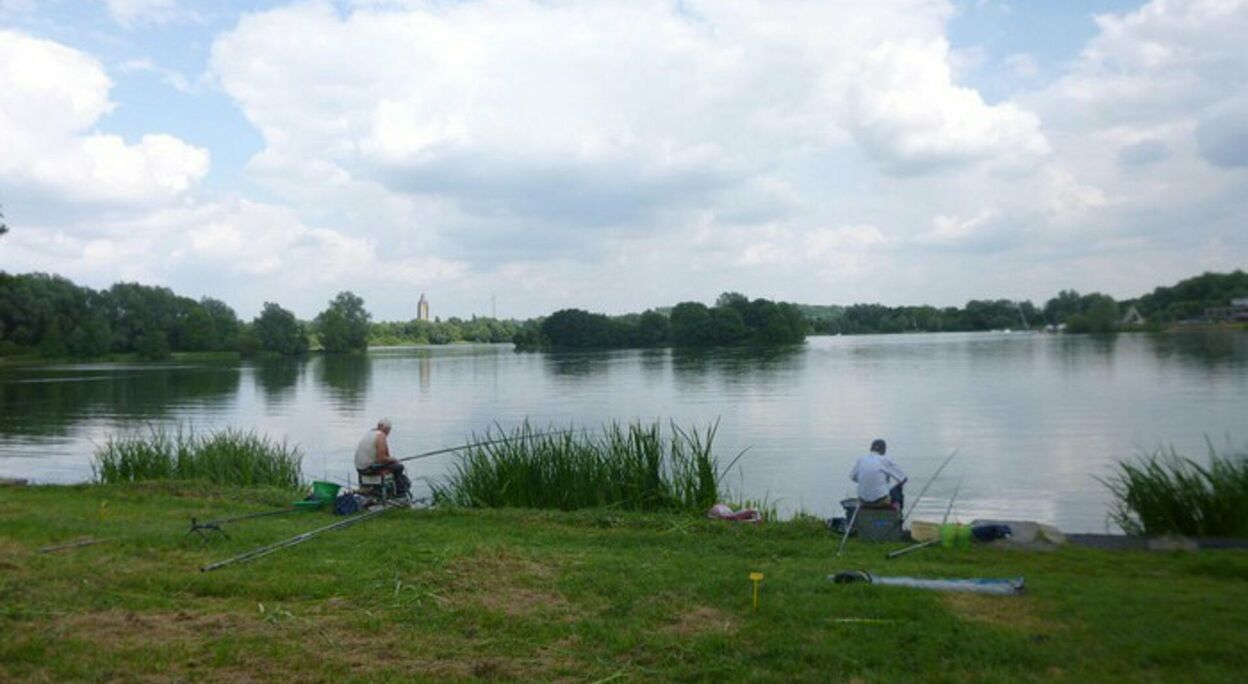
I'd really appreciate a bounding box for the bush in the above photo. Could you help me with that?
[1103,445,1248,537]
[431,421,736,512]
[93,426,303,489]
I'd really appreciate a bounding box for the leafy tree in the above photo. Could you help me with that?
[669,302,714,346]
[200,298,241,350]
[709,306,748,344]
[637,310,669,346]
[315,291,371,353]
[541,309,614,348]
[0,204,8,238]
[1067,295,1120,334]
[253,302,308,356]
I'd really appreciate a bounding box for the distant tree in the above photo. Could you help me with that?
[200,298,241,350]
[669,302,714,345]
[709,306,748,344]
[253,302,308,355]
[637,310,669,346]
[541,309,613,348]
[1044,290,1083,326]
[1067,295,1120,334]
[315,291,371,353]
[0,204,8,238]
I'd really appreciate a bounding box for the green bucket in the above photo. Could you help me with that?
[311,481,341,501]
[940,523,972,549]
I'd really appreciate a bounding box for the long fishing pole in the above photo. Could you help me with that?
[200,505,393,572]
[900,448,958,525]
[395,429,575,463]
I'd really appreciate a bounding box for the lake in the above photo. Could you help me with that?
[2,331,1245,533]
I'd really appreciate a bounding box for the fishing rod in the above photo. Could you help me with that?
[886,474,965,560]
[188,508,307,541]
[200,504,398,572]
[900,448,958,525]
[395,428,576,463]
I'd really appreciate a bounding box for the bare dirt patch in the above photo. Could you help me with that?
[941,594,1058,634]
[55,609,253,647]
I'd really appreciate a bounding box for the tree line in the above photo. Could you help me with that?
[0,273,371,359]
[370,317,519,346]
[804,270,1247,336]
[513,293,807,350]
[2,269,1242,360]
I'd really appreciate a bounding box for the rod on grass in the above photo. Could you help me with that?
[395,429,575,464]
[39,538,111,554]
[200,506,392,572]
[901,448,958,525]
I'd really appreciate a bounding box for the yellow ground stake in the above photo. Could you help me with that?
[749,572,764,610]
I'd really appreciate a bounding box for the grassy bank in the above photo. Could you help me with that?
[3,484,1248,683]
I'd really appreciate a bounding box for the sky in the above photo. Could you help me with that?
[1,0,1245,321]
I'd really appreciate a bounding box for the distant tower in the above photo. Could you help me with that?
[417,293,430,321]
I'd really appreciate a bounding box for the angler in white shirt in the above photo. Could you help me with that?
[850,439,907,510]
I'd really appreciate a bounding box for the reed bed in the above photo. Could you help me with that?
[431,421,735,512]
[92,426,303,489]
[1104,445,1248,537]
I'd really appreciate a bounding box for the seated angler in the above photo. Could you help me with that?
[355,418,411,497]
[850,438,907,511]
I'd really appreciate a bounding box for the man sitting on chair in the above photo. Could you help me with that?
[355,418,411,496]
[850,438,906,511]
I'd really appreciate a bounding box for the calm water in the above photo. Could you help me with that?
[2,332,1245,532]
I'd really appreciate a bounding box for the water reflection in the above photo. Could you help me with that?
[254,357,302,407]
[671,345,805,391]
[0,363,240,436]
[544,351,613,378]
[1148,329,1247,367]
[314,355,373,410]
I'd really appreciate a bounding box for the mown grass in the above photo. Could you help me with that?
[2,483,1248,683]
[430,421,734,512]
[1104,445,1248,537]
[92,426,303,490]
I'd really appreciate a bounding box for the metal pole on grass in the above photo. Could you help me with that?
[200,506,392,572]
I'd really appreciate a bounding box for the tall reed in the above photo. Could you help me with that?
[430,421,731,512]
[93,425,303,489]
[1103,445,1248,537]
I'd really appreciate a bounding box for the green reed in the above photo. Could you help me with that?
[92,425,303,489]
[1103,444,1248,537]
[431,421,732,512]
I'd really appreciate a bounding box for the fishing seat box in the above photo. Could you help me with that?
[855,507,903,542]
[357,469,397,502]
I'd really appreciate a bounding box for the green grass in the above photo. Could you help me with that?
[1104,445,1248,537]
[430,421,733,512]
[2,483,1247,683]
[92,426,303,490]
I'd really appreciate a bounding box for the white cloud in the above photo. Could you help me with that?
[845,39,1049,174]
[211,0,1043,215]
[0,30,208,206]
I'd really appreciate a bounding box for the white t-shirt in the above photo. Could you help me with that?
[850,453,907,502]
[354,429,384,470]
